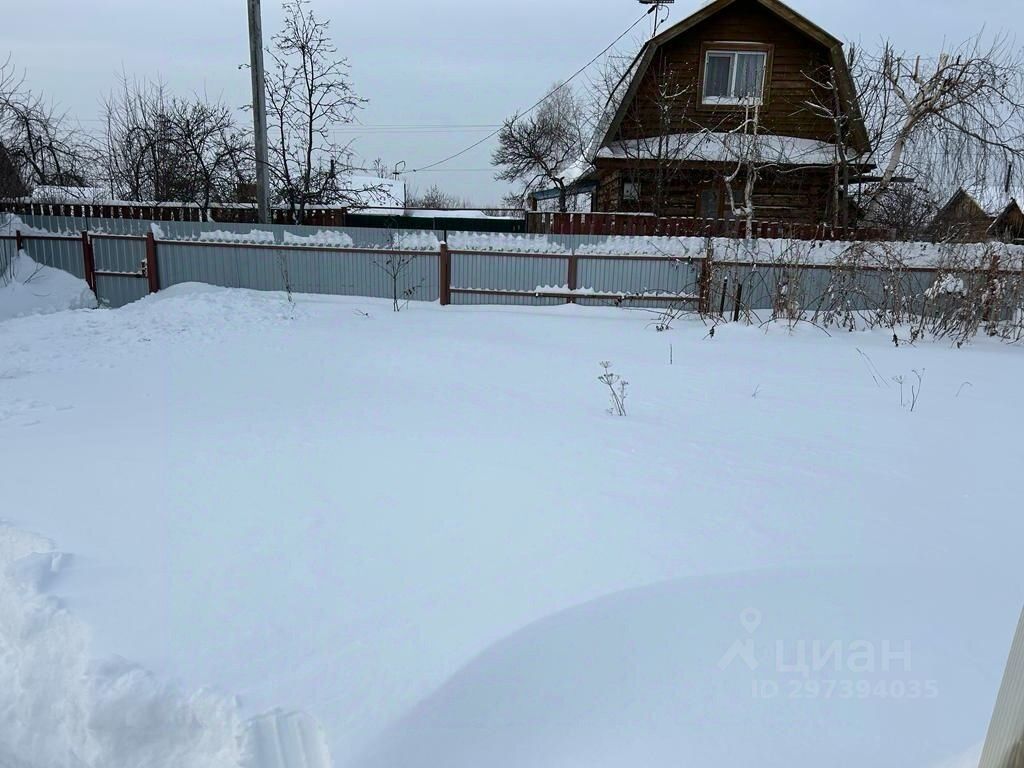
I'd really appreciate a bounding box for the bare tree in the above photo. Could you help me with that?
[102,77,252,215]
[167,98,253,214]
[860,182,940,239]
[266,0,378,223]
[408,184,473,210]
[720,104,763,234]
[0,57,93,198]
[856,34,1024,208]
[492,84,588,213]
[102,77,181,202]
[800,60,862,228]
[374,250,423,312]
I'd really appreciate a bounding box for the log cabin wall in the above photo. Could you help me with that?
[596,165,834,223]
[613,0,839,144]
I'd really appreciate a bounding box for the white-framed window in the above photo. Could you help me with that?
[703,49,768,105]
[622,181,641,202]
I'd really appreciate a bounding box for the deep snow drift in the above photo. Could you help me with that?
[0,251,97,321]
[1,284,1022,767]
[0,526,244,768]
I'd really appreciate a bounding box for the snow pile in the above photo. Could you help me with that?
[353,567,1016,768]
[283,230,355,248]
[196,229,275,245]
[0,213,21,235]
[0,525,245,768]
[0,252,97,322]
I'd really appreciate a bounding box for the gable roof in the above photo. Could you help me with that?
[990,198,1024,237]
[591,0,871,160]
[932,187,994,224]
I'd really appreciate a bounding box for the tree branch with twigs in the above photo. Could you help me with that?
[265,0,385,223]
[492,84,589,213]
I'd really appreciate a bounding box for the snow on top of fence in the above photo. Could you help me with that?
[396,231,1024,269]
[7,213,1024,270]
[0,214,51,237]
[282,230,355,248]
[197,229,276,245]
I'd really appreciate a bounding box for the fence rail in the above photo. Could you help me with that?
[4,215,1024,342]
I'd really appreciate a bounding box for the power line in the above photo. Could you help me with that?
[407,168,495,173]
[405,8,656,175]
[326,127,500,135]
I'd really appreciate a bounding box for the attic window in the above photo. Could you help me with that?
[703,49,768,105]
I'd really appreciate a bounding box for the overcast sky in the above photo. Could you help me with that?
[1,0,1020,204]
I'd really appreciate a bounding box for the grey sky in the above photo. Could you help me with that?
[1,0,1020,204]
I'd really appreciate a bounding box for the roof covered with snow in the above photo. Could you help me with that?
[343,175,406,209]
[30,185,112,203]
[597,132,853,166]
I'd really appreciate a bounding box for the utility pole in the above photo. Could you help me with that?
[247,0,271,224]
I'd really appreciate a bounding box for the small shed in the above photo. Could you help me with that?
[990,199,1024,243]
[928,188,997,242]
[929,188,1024,243]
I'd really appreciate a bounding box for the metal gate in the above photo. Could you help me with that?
[90,233,153,308]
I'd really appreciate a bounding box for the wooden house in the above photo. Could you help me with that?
[927,189,997,242]
[991,199,1024,243]
[584,0,871,225]
[928,189,1024,243]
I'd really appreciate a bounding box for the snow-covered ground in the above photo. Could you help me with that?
[1,281,1022,768]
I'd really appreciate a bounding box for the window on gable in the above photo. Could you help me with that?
[703,49,768,105]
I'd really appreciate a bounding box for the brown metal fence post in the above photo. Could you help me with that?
[566,252,578,304]
[15,229,24,253]
[81,231,96,293]
[438,241,451,306]
[145,231,160,294]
